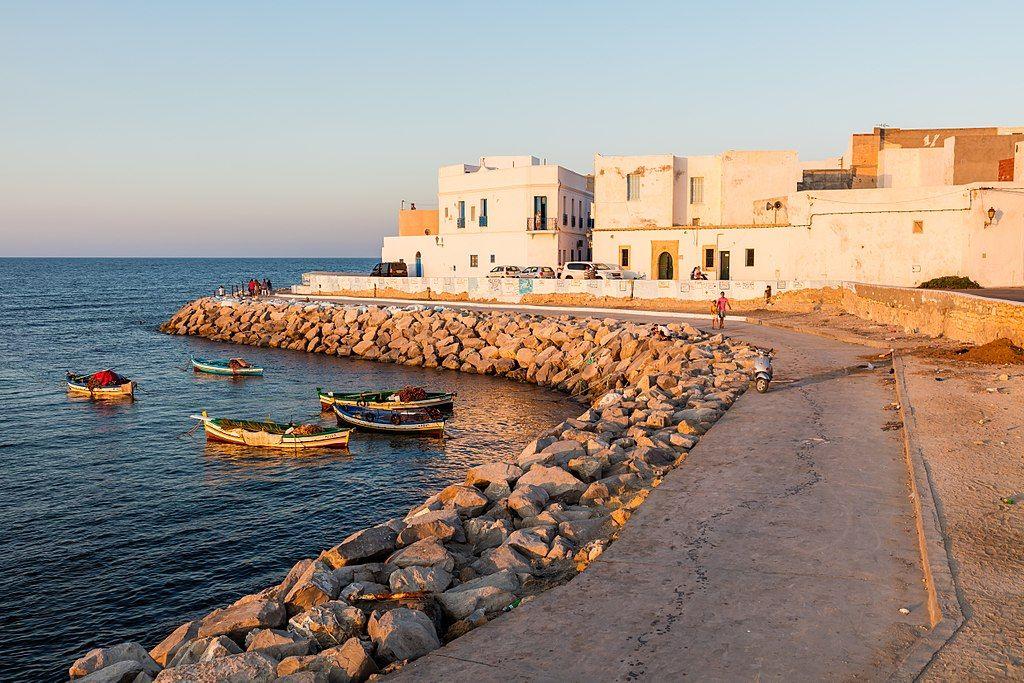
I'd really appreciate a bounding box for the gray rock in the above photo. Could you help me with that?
[153,652,278,682]
[321,524,398,569]
[445,568,520,595]
[284,561,341,615]
[437,484,490,516]
[471,543,532,575]
[546,535,575,560]
[397,508,465,545]
[507,484,549,519]
[516,465,587,503]
[76,660,145,683]
[339,581,389,602]
[149,621,200,668]
[385,537,456,573]
[518,439,584,469]
[463,517,513,552]
[168,635,242,668]
[71,642,161,679]
[317,638,378,683]
[388,565,453,593]
[465,462,523,488]
[368,608,441,663]
[507,528,551,558]
[288,601,367,649]
[483,480,512,501]
[245,629,313,660]
[198,595,286,640]
[437,585,515,620]
[558,517,611,544]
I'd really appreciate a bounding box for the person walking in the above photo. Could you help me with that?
[715,291,731,329]
[248,278,257,297]
[764,284,773,306]
[265,278,272,294]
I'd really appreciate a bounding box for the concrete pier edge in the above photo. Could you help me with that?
[889,352,964,680]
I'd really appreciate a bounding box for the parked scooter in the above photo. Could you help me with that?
[754,348,774,393]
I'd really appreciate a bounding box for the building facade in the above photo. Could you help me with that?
[382,156,592,277]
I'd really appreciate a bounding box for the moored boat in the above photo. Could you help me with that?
[191,356,264,376]
[318,386,455,411]
[190,410,352,449]
[66,370,135,399]
[333,404,446,435]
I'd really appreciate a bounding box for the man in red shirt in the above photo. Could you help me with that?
[715,291,731,329]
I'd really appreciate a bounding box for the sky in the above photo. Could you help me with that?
[2,1,1023,257]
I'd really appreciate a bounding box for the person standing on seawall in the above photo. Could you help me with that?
[764,284,772,306]
[716,291,731,329]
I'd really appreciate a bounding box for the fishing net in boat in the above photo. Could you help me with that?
[289,424,325,436]
[240,430,284,446]
[227,358,251,370]
[87,369,127,388]
[397,386,427,402]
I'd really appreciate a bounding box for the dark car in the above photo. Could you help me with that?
[370,261,408,277]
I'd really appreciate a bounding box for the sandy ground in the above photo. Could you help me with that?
[902,357,1024,679]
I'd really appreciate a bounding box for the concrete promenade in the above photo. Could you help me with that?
[289,295,931,681]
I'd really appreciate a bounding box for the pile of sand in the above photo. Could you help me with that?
[959,338,1024,365]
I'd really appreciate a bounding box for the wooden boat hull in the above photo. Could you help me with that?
[193,413,351,450]
[333,405,445,435]
[67,380,135,399]
[191,357,264,376]
[318,388,454,412]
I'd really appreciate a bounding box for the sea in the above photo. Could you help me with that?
[0,258,581,680]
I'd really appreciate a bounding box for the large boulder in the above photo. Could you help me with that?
[318,638,378,683]
[397,509,465,545]
[436,484,490,516]
[284,561,342,615]
[154,651,278,682]
[149,621,200,668]
[465,462,523,489]
[245,629,313,660]
[437,585,516,620]
[321,524,398,569]
[288,601,367,649]
[71,642,161,679]
[516,466,587,503]
[464,517,513,552]
[507,528,551,558]
[507,484,549,519]
[518,439,583,469]
[388,565,452,593]
[168,636,241,668]
[368,608,441,664]
[384,538,456,573]
[198,595,286,640]
[75,660,147,683]
[471,544,532,575]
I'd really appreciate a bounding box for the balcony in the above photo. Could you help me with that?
[527,217,559,231]
[479,216,488,227]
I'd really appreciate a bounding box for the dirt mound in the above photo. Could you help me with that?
[960,338,1024,364]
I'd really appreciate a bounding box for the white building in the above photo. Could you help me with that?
[382,156,593,277]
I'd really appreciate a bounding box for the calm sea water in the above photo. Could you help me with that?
[0,258,581,680]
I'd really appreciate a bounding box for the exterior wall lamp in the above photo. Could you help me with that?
[985,207,997,227]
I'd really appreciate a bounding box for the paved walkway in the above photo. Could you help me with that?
[301,296,931,680]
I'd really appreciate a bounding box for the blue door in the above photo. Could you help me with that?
[415,252,422,277]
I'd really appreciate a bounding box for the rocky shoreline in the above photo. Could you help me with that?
[69,297,757,682]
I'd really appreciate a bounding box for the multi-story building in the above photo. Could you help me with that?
[382,156,592,277]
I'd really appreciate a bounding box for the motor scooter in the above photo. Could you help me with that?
[754,348,774,393]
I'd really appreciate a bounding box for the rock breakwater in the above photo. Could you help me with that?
[70,298,756,682]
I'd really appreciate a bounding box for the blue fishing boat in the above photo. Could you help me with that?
[334,404,445,435]
[191,356,264,376]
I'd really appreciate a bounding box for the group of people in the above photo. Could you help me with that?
[215,278,273,298]
[689,266,709,280]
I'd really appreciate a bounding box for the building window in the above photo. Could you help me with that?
[620,247,630,268]
[490,254,495,263]
[690,177,704,204]
[470,255,478,267]
[626,174,641,201]
[444,207,449,218]
[470,205,476,221]
[704,247,715,269]
[480,198,487,227]
[745,248,755,267]
[913,220,924,234]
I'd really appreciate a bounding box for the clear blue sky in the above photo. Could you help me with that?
[3,1,1022,257]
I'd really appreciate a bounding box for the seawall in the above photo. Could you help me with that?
[69,297,756,682]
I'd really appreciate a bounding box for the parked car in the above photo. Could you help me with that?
[520,266,556,279]
[370,261,408,277]
[558,262,596,279]
[487,265,521,278]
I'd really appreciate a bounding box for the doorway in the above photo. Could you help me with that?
[415,251,422,277]
[533,196,547,229]
[720,251,731,280]
[657,252,674,280]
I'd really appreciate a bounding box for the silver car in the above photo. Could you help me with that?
[520,266,555,279]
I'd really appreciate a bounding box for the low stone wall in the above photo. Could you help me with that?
[293,271,839,305]
[68,298,756,682]
[841,283,1024,346]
